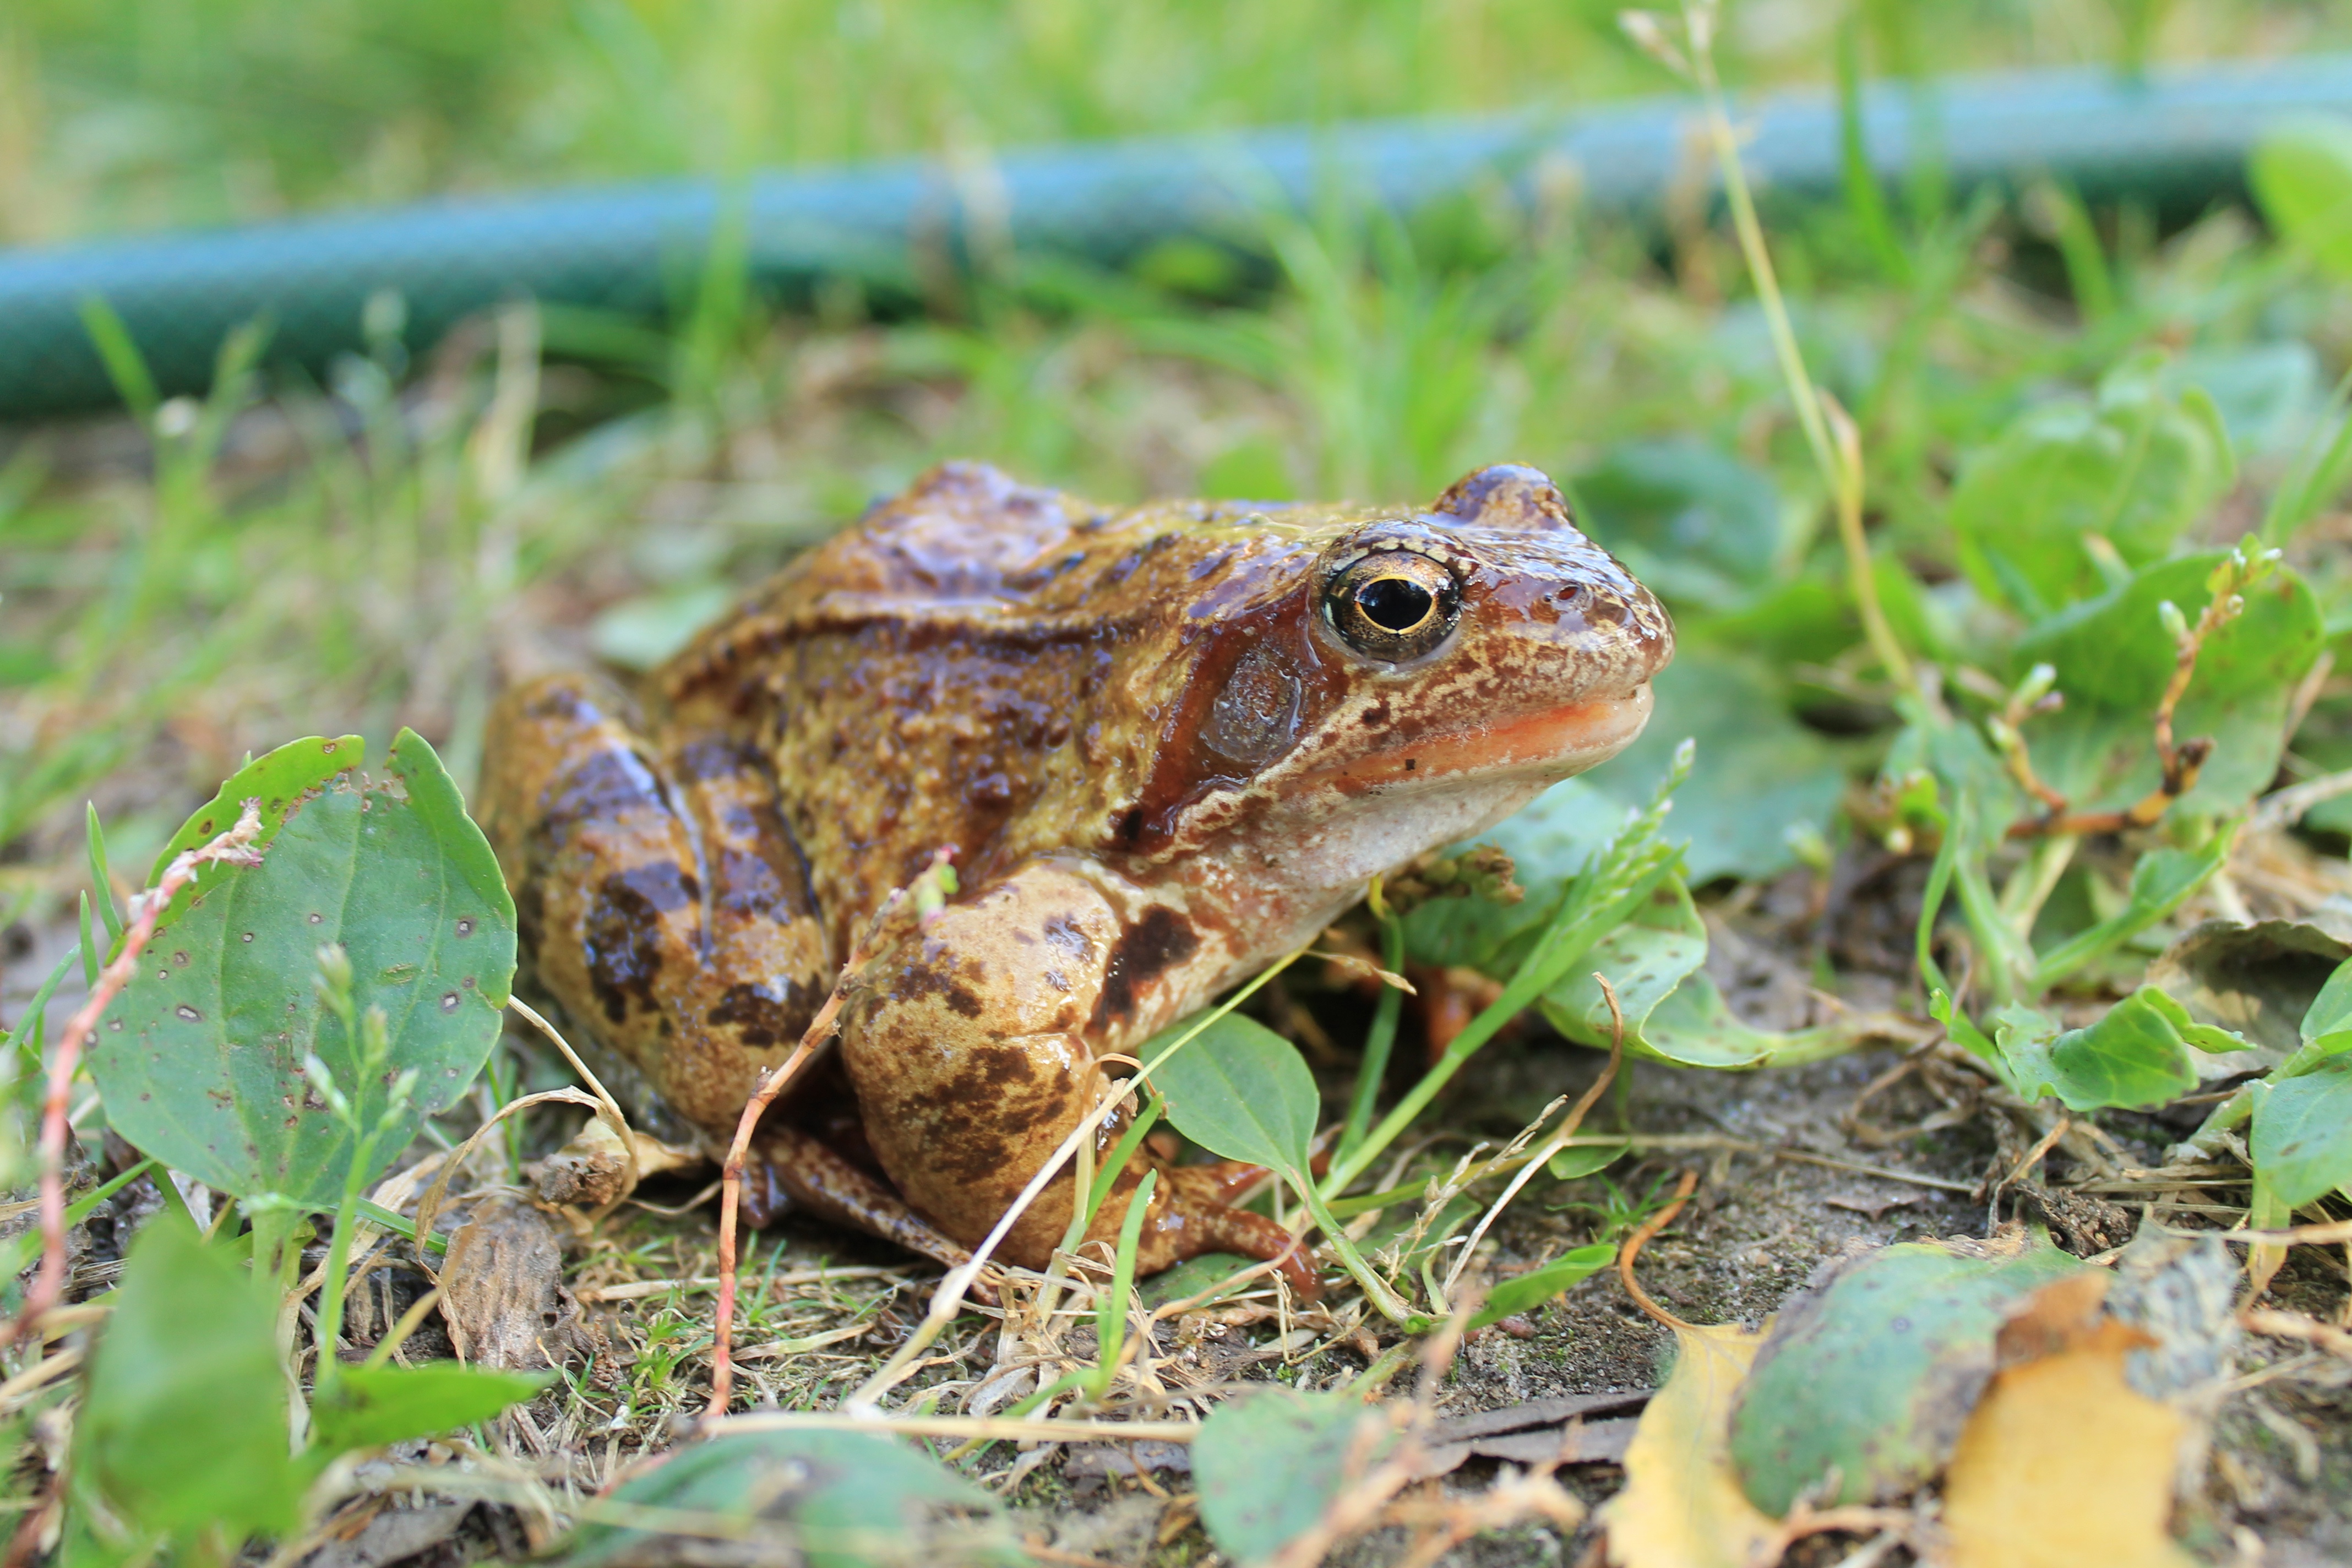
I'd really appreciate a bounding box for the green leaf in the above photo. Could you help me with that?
[1994,987,2245,1110]
[2033,837,2230,992]
[1582,651,1850,884]
[563,1429,1015,1568]
[1145,1014,1316,1172]
[310,1362,550,1460]
[1547,1142,1628,1180]
[91,730,518,1206]
[1539,873,1870,1069]
[1950,357,2235,618]
[1194,1389,1393,1565]
[75,1217,301,1539]
[1468,1244,1615,1329]
[1540,875,1708,1050]
[2251,1057,2352,1209]
[1574,439,1782,612]
[1729,1235,2086,1515]
[2251,117,2352,280]
[2302,956,2352,1043]
[2012,553,2324,818]
[142,733,362,887]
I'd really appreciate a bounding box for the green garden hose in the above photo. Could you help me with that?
[2,54,2346,420]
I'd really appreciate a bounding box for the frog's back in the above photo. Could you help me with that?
[658,464,1347,946]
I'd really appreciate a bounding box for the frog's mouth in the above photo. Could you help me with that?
[1329,683,1655,792]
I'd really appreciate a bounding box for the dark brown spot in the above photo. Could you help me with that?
[1089,906,1200,1030]
[708,979,817,1050]
[582,863,695,1022]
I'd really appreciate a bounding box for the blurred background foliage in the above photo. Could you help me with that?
[2,0,2344,239]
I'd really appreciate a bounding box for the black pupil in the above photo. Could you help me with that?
[1357,575,1434,632]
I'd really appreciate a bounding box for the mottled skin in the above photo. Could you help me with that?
[478,461,1672,1285]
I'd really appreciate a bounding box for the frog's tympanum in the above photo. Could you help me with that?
[480,461,1672,1289]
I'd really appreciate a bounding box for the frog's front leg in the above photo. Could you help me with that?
[839,862,1315,1290]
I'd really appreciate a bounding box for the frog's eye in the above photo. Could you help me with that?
[1324,551,1462,662]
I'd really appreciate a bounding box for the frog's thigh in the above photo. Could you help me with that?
[478,675,829,1134]
[839,869,1126,1270]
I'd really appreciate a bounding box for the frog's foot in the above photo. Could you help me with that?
[1151,1164,1323,1300]
[744,1121,998,1305]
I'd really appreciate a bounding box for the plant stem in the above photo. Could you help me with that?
[310,1126,380,1399]
[1689,6,1915,698]
[1321,861,1669,1199]
[1335,913,1405,1171]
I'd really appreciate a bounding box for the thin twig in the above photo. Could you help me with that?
[2008,550,2265,839]
[1616,1168,1701,1333]
[706,852,945,1417]
[2,800,265,1349]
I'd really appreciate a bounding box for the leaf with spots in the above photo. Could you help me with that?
[1726,1233,2087,1515]
[89,731,518,1207]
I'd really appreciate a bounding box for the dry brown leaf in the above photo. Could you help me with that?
[440,1198,597,1371]
[1943,1273,2194,1568]
[1602,1322,1777,1568]
[532,1119,703,1206]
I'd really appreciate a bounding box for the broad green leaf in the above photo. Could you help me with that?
[144,733,363,909]
[76,1217,301,1539]
[310,1362,551,1460]
[1583,652,1850,883]
[1566,971,1870,1070]
[1194,1389,1393,1565]
[91,729,518,1206]
[1541,878,1869,1070]
[1145,1014,1316,1173]
[1951,356,2234,618]
[1468,1244,1615,1329]
[1994,988,2245,1111]
[2166,341,2323,455]
[1542,875,1707,1050]
[2251,1057,2352,1208]
[2302,956,2352,1043]
[2012,553,2324,818]
[2033,837,2230,992]
[2251,118,2352,280]
[1729,1235,2086,1515]
[1574,439,1782,612]
[563,1429,1014,1568]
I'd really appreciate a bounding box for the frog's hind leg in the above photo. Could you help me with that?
[745,1121,979,1278]
[477,672,836,1139]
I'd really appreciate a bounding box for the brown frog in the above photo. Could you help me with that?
[478,461,1672,1288]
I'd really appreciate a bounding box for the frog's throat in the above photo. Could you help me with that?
[1305,682,1655,795]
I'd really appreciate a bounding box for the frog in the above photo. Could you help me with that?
[477,460,1672,1291]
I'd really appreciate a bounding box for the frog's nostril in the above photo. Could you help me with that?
[1357,575,1436,633]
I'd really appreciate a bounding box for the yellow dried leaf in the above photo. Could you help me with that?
[1944,1277,2194,1568]
[1603,1322,1777,1568]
